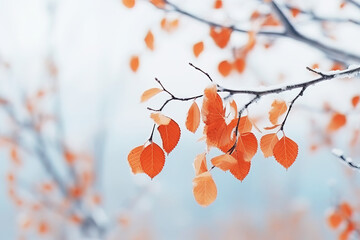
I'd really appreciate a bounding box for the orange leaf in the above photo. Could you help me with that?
[327,113,346,132]
[144,30,154,50]
[327,210,343,229]
[214,0,222,9]
[218,60,232,77]
[64,150,76,164]
[127,146,144,174]
[150,0,166,8]
[140,88,162,102]
[122,0,135,8]
[140,142,165,179]
[290,8,300,18]
[158,119,181,154]
[150,112,171,125]
[38,221,50,235]
[160,18,179,32]
[229,100,237,118]
[273,136,298,169]
[186,102,200,133]
[236,132,258,162]
[331,62,344,71]
[230,150,251,181]
[194,153,208,175]
[340,202,353,218]
[130,55,139,72]
[233,58,246,73]
[210,27,232,49]
[264,124,280,130]
[261,14,281,27]
[192,171,217,207]
[193,41,204,58]
[211,154,237,171]
[269,100,287,125]
[351,95,359,108]
[260,133,279,158]
[238,116,253,133]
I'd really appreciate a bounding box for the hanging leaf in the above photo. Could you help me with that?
[351,95,360,108]
[150,113,171,125]
[209,27,232,49]
[327,112,346,132]
[229,100,237,119]
[211,154,237,171]
[127,146,144,174]
[129,55,139,72]
[122,0,135,8]
[193,41,204,58]
[158,119,181,154]
[186,102,200,133]
[140,142,165,179]
[150,0,166,8]
[260,133,279,158]
[192,171,217,207]
[237,116,253,133]
[193,153,208,176]
[229,150,251,181]
[214,0,222,9]
[144,30,154,50]
[140,88,162,102]
[233,58,246,73]
[269,100,287,125]
[273,136,298,169]
[218,60,232,77]
[236,132,258,162]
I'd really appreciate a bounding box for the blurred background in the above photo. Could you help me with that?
[0,0,360,239]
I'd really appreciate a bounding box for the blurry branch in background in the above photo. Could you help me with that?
[347,0,360,9]
[160,0,360,64]
[332,148,360,171]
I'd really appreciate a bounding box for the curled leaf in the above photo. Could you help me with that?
[127,146,144,174]
[211,154,237,171]
[140,88,162,102]
[150,113,171,125]
[269,100,287,125]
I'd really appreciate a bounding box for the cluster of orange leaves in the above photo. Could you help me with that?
[327,202,357,240]
[129,85,300,206]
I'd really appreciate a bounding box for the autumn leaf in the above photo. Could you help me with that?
[340,202,353,218]
[194,153,208,175]
[229,100,237,118]
[122,0,135,8]
[144,30,154,50]
[229,150,251,181]
[192,171,217,207]
[269,100,287,125]
[150,112,171,125]
[327,211,343,229]
[214,0,222,9]
[140,142,165,179]
[290,8,300,18]
[210,27,232,49]
[211,154,237,171]
[160,18,179,32]
[351,95,359,108]
[140,88,162,102]
[233,58,246,73]
[186,101,200,133]
[218,60,232,77]
[130,55,139,72]
[273,136,298,169]
[238,116,253,133]
[260,133,279,158]
[150,0,166,8]
[127,146,144,174]
[327,112,346,132]
[193,41,204,58]
[264,124,280,130]
[158,119,181,154]
[236,132,258,162]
